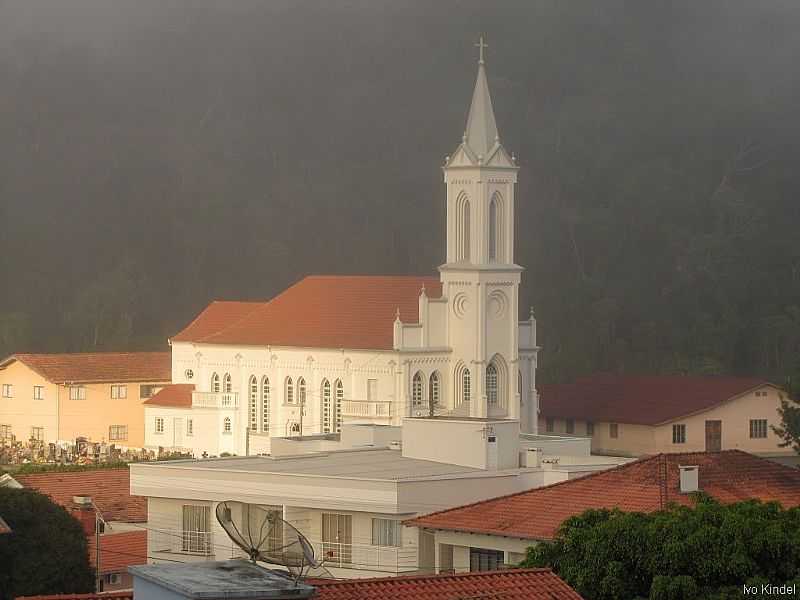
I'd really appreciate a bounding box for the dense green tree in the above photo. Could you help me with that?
[0,488,94,600]
[521,497,800,600]
[772,391,800,455]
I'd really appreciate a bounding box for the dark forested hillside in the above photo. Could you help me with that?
[1,1,799,384]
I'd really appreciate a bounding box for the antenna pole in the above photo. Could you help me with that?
[95,510,101,592]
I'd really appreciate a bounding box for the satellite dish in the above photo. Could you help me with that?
[215,501,330,583]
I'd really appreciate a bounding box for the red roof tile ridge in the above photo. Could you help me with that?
[407,453,665,528]
[313,567,555,587]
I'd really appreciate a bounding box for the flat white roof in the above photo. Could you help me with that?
[139,448,490,481]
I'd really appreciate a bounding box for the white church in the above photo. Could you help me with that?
[144,39,539,458]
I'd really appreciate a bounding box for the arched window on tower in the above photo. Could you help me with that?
[223,373,232,394]
[486,364,498,405]
[489,196,500,261]
[334,379,344,433]
[285,377,294,404]
[429,372,441,409]
[412,372,424,407]
[262,377,270,434]
[455,192,471,262]
[211,373,220,393]
[297,377,306,406]
[248,376,258,431]
[462,368,471,405]
[321,379,332,433]
[462,200,471,261]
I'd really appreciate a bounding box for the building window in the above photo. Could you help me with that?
[545,417,554,432]
[111,385,127,399]
[140,385,156,399]
[488,197,498,261]
[470,547,504,572]
[0,424,11,440]
[297,377,306,406]
[372,519,401,547]
[462,369,471,405]
[322,379,332,433]
[155,417,164,434]
[586,421,594,436]
[750,419,768,439]
[334,379,343,433]
[412,372,424,407]
[755,390,769,397]
[187,419,194,436]
[322,513,352,564]
[672,424,686,444]
[609,423,619,439]
[1,384,13,398]
[248,376,258,432]
[223,373,232,394]
[103,573,122,586]
[223,417,232,434]
[367,379,378,402]
[182,505,211,554]
[289,422,301,435]
[30,426,44,441]
[285,377,294,404]
[456,194,471,262]
[33,386,44,400]
[565,419,575,434]
[429,372,441,407]
[69,386,86,400]
[486,364,498,405]
[184,369,194,380]
[109,425,128,441]
[211,373,220,393]
[262,377,270,434]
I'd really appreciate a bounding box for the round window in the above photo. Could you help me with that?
[185,369,194,380]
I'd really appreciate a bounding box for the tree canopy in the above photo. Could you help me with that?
[1,1,800,384]
[521,496,800,600]
[0,488,94,599]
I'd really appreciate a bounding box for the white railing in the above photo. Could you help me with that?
[310,540,417,573]
[149,528,216,556]
[341,400,392,418]
[192,392,239,409]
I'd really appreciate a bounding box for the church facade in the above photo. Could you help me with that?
[144,45,540,457]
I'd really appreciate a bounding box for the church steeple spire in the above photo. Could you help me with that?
[463,35,499,160]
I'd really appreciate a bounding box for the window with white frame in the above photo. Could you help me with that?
[462,369,471,405]
[470,547,504,572]
[429,372,441,407]
[103,573,122,586]
[223,417,232,434]
[412,372,424,407]
[297,377,306,405]
[322,379,332,433]
[750,419,768,439]
[33,386,44,400]
[672,423,686,444]
[372,518,402,547]
[285,377,294,404]
[111,385,127,399]
[223,373,232,394]
[155,417,164,434]
[211,372,220,393]
[69,386,86,400]
[182,505,211,554]
[488,197,498,261]
[186,419,194,436]
[30,426,44,441]
[109,425,128,441]
[248,376,258,432]
[367,379,378,402]
[334,379,343,433]
[184,369,194,380]
[486,364,498,405]
[262,377,270,433]
[0,424,11,440]
[139,385,156,399]
[1,384,13,398]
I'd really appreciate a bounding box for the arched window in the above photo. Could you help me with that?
[429,372,441,408]
[462,200,471,261]
[248,376,258,431]
[456,192,471,262]
[489,198,498,261]
[289,422,301,435]
[223,417,231,433]
[334,379,344,433]
[462,368,471,405]
[262,377,270,434]
[297,377,306,406]
[285,377,294,404]
[223,373,232,393]
[211,373,220,393]
[321,379,332,433]
[486,364,498,405]
[412,372,424,407]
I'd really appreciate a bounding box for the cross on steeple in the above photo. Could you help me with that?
[475,35,488,65]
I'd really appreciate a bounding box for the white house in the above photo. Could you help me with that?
[143,38,539,459]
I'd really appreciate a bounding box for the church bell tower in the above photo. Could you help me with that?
[440,37,523,420]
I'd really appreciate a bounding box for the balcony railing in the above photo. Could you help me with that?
[192,391,239,409]
[149,528,216,556]
[310,540,417,573]
[340,400,392,418]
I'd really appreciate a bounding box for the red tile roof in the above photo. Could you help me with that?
[407,450,800,540]
[88,530,147,573]
[172,275,442,351]
[538,374,772,425]
[0,515,11,534]
[143,384,194,408]
[14,468,146,523]
[0,352,171,385]
[314,568,582,600]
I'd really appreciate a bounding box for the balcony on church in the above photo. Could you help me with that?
[192,391,239,409]
[340,399,393,419]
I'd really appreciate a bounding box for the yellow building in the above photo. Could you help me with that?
[0,352,171,447]
[538,374,792,457]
